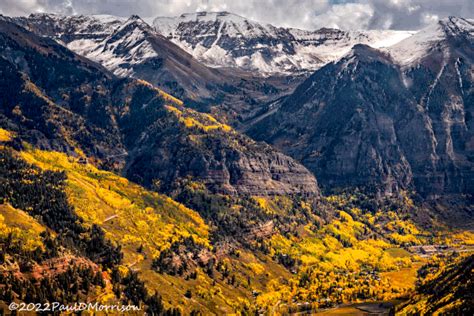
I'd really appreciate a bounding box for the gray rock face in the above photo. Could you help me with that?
[231,149,320,196]
[127,127,321,196]
[393,17,474,196]
[115,85,320,196]
[249,45,416,195]
[249,17,474,198]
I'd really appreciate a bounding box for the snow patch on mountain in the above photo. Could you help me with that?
[79,17,158,76]
[387,17,474,66]
[14,14,160,77]
[153,11,414,74]
[83,21,157,76]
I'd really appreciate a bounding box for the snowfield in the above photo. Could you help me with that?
[152,11,415,74]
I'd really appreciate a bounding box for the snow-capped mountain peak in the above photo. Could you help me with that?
[73,15,159,77]
[152,11,414,74]
[153,11,258,36]
[13,13,160,77]
[440,16,474,37]
[387,16,473,66]
[22,13,126,39]
[113,14,154,37]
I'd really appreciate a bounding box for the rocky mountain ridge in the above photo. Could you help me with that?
[11,13,303,123]
[13,12,414,76]
[248,17,473,201]
[153,11,414,74]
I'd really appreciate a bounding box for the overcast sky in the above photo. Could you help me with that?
[1,0,472,30]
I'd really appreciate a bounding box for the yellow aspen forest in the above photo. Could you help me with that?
[1,135,472,314]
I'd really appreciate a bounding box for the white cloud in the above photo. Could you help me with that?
[421,13,439,25]
[0,0,473,30]
[0,0,44,16]
[365,0,473,29]
[312,3,374,30]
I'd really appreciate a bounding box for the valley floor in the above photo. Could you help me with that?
[1,128,473,314]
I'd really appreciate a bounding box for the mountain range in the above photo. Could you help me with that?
[153,11,414,74]
[249,17,474,209]
[0,9,473,315]
[13,12,416,77]
[12,13,302,123]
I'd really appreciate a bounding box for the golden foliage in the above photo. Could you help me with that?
[20,147,210,264]
[165,105,233,133]
[10,144,473,314]
[0,203,45,251]
[246,262,265,275]
[0,128,13,142]
[136,79,184,106]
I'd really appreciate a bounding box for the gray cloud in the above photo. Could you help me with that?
[0,0,473,30]
[365,0,474,30]
[312,3,374,30]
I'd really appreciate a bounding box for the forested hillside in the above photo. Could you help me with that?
[1,130,473,313]
[396,254,474,315]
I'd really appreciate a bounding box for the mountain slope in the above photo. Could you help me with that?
[13,13,224,101]
[248,44,416,195]
[387,16,474,196]
[4,133,460,314]
[397,254,474,315]
[0,142,238,314]
[248,17,474,201]
[12,13,304,124]
[388,16,473,67]
[0,18,319,199]
[153,11,414,74]
[0,16,124,156]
